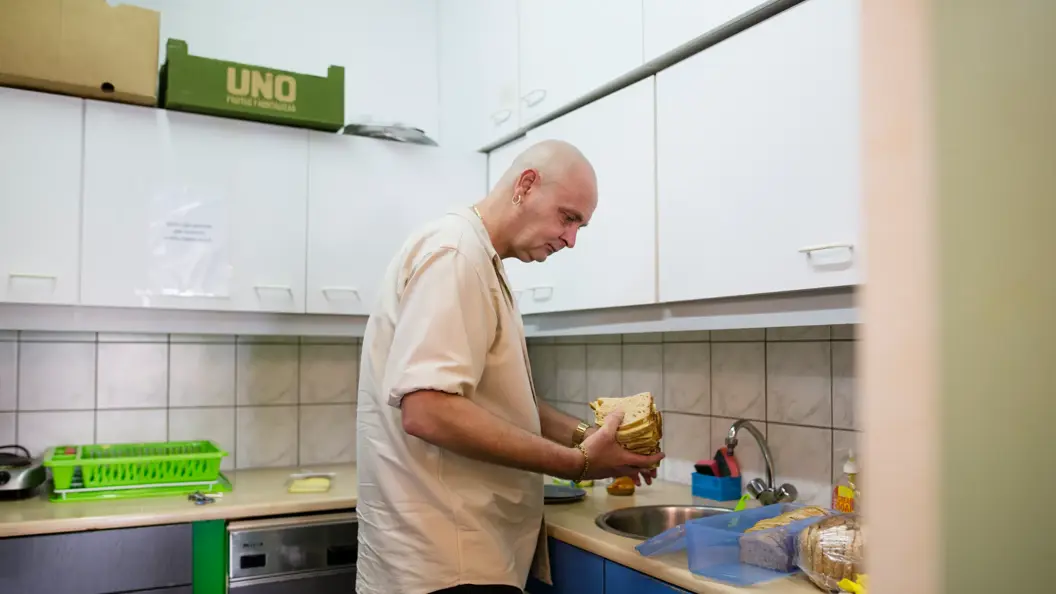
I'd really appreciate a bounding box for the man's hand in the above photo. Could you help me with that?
[579,411,664,485]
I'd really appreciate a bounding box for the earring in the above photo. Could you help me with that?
[513,194,522,205]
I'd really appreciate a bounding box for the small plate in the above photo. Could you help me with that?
[544,483,586,504]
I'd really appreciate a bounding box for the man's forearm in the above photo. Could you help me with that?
[401,391,583,479]
[538,401,595,447]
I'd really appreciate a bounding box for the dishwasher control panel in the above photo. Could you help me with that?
[228,511,358,581]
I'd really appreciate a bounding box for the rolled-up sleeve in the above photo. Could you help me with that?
[385,247,498,408]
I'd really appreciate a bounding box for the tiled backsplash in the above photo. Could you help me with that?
[528,325,860,506]
[0,325,859,505]
[0,331,359,470]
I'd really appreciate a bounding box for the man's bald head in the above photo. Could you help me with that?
[499,139,597,194]
[483,139,598,263]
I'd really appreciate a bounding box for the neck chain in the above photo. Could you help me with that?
[472,205,485,224]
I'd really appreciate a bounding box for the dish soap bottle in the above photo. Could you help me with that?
[832,450,860,513]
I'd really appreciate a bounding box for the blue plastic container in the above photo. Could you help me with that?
[691,472,742,501]
[637,503,835,587]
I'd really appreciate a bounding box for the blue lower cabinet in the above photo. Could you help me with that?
[526,537,687,594]
[604,561,691,594]
[526,538,605,594]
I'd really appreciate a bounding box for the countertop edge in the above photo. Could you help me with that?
[0,496,358,539]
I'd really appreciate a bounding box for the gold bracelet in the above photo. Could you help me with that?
[571,421,590,446]
[574,443,590,482]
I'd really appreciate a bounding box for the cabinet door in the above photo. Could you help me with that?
[0,88,83,305]
[518,0,643,126]
[515,78,657,314]
[438,0,520,150]
[604,561,690,593]
[643,0,768,62]
[307,134,486,315]
[656,0,861,302]
[0,523,192,594]
[82,102,309,312]
[550,538,604,594]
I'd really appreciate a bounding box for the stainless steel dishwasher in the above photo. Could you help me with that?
[228,511,357,593]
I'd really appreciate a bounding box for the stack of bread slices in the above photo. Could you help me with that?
[588,392,663,468]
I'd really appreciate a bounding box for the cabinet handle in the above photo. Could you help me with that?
[521,89,547,107]
[322,287,361,300]
[8,273,57,281]
[798,243,854,254]
[254,285,294,294]
[490,109,512,125]
[530,286,554,301]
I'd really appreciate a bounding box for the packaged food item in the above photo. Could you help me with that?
[589,392,663,468]
[606,476,636,496]
[831,450,860,513]
[738,506,831,572]
[796,514,865,591]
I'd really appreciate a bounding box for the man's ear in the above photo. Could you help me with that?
[515,168,540,198]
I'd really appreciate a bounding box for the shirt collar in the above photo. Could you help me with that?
[453,207,500,262]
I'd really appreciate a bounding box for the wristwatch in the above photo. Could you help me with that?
[572,421,590,446]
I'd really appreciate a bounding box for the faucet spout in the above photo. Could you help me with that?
[725,419,776,491]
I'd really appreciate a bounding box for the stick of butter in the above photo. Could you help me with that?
[287,476,331,493]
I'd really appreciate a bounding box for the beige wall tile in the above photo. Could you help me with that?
[767,424,832,506]
[169,343,236,407]
[236,406,297,469]
[766,342,832,426]
[555,345,587,403]
[18,342,95,411]
[300,404,356,464]
[236,344,298,405]
[586,345,622,400]
[96,409,167,444]
[662,343,710,414]
[0,342,15,412]
[17,411,94,458]
[621,344,663,404]
[97,343,168,409]
[711,342,765,420]
[300,344,358,404]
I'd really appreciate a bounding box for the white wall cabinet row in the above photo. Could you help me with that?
[488,0,861,308]
[0,86,485,315]
[1,0,859,324]
[437,0,776,151]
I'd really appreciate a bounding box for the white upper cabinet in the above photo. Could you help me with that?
[307,134,486,315]
[643,0,769,62]
[511,78,657,314]
[0,88,83,305]
[656,0,861,303]
[518,0,644,127]
[81,102,309,313]
[437,0,520,150]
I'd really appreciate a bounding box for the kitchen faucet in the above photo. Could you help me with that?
[724,419,798,506]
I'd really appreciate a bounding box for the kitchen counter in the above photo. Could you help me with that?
[543,480,819,594]
[0,464,358,538]
[1,465,818,593]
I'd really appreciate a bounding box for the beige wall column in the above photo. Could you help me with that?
[862,1,1055,593]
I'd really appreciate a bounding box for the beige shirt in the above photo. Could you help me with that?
[356,208,545,594]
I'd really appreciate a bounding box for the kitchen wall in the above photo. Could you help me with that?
[529,325,860,506]
[119,0,441,137]
[0,331,359,471]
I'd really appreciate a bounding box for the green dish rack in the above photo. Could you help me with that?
[43,440,230,502]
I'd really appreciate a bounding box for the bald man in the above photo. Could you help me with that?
[355,140,665,594]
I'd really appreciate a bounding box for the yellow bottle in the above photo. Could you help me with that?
[832,450,859,513]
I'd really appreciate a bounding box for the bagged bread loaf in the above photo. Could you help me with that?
[795,514,865,591]
[738,506,831,572]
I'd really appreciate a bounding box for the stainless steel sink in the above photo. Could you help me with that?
[595,505,730,540]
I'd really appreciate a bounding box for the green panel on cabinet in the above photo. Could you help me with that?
[192,520,227,594]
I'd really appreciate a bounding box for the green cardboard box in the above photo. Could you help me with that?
[159,39,344,131]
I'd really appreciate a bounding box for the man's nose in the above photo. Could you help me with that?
[563,228,578,249]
